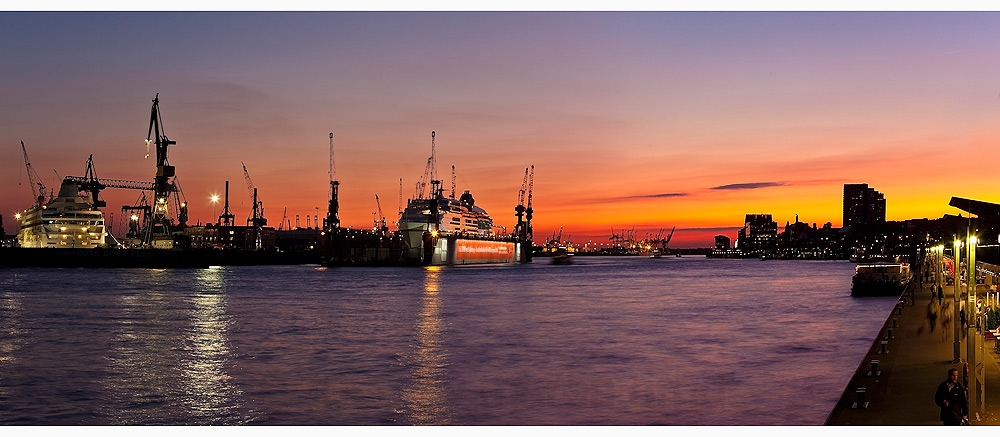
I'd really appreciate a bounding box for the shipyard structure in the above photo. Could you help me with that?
[320,131,534,266]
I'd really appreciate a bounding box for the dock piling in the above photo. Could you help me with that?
[852,387,868,409]
[868,360,880,377]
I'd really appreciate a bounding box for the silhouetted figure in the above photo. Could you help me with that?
[927,300,939,333]
[935,368,968,425]
[941,301,952,342]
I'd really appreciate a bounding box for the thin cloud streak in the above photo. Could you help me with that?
[711,182,784,190]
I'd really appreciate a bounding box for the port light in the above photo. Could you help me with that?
[14,212,21,220]
[60,227,67,232]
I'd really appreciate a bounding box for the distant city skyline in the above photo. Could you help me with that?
[3,11,1000,248]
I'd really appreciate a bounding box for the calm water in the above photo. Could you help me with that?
[0,257,897,425]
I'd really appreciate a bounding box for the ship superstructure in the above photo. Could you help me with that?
[15,179,107,248]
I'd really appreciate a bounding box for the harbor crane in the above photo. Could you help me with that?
[374,194,388,234]
[279,206,288,231]
[414,131,439,200]
[325,132,340,231]
[513,165,534,242]
[145,93,187,233]
[19,140,47,207]
[241,161,267,228]
[525,165,533,241]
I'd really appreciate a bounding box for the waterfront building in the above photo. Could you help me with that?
[737,214,777,256]
[714,235,731,250]
[843,183,886,229]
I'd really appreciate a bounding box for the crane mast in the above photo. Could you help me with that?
[145,93,183,233]
[325,132,340,231]
[374,194,388,234]
[525,165,534,241]
[241,162,266,228]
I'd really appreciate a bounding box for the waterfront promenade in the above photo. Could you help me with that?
[826,275,1000,425]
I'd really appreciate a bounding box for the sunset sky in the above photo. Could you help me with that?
[3,11,1000,248]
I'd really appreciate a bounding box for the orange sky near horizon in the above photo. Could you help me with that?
[4,12,1000,248]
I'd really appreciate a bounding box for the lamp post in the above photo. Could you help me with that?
[955,239,963,362]
[966,234,982,421]
[211,194,220,225]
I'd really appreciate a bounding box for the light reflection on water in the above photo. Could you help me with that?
[179,267,250,424]
[0,259,898,425]
[0,280,25,406]
[401,266,451,425]
[104,285,180,425]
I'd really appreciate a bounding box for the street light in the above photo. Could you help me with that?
[210,194,220,225]
[954,239,962,363]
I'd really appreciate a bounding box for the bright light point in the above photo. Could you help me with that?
[211,194,219,203]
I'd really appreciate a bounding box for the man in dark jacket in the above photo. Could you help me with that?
[935,368,968,425]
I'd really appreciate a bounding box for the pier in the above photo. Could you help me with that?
[826,261,1000,425]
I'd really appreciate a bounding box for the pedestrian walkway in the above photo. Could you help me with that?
[826,273,1000,425]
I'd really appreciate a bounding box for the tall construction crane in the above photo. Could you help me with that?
[145,93,187,233]
[450,165,456,199]
[241,161,266,228]
[279,206,288,231]
[397,178,403,223]
[414,131,439,200]
[19,140,47,207]
[325,132,340,231]
[514,167,529,239]
[525,165,534,241]
[374,194,388,234]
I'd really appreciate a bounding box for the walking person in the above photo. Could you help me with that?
[934,368,968,425]
[927,299,939,333]
[941,301,952,342]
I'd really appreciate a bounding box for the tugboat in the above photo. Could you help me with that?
[550,246,574,265]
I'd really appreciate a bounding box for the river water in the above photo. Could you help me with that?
[0,256,897,425]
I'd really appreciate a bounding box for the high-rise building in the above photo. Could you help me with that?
[843,183,886,228]
[714,235,731,250]
[736,214,777,255]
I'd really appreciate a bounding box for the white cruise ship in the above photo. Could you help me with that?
[15,179,107,248]
[398,187,522,265]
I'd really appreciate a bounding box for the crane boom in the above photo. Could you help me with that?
[241,161,265,227]
[20,140,46,205]
[374,194,388,233]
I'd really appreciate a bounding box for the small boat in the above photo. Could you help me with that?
[649,249,662,258]
[550,246,574,265]
[851,262,911,297]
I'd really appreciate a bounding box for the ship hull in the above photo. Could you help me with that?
[850,280,909,297]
